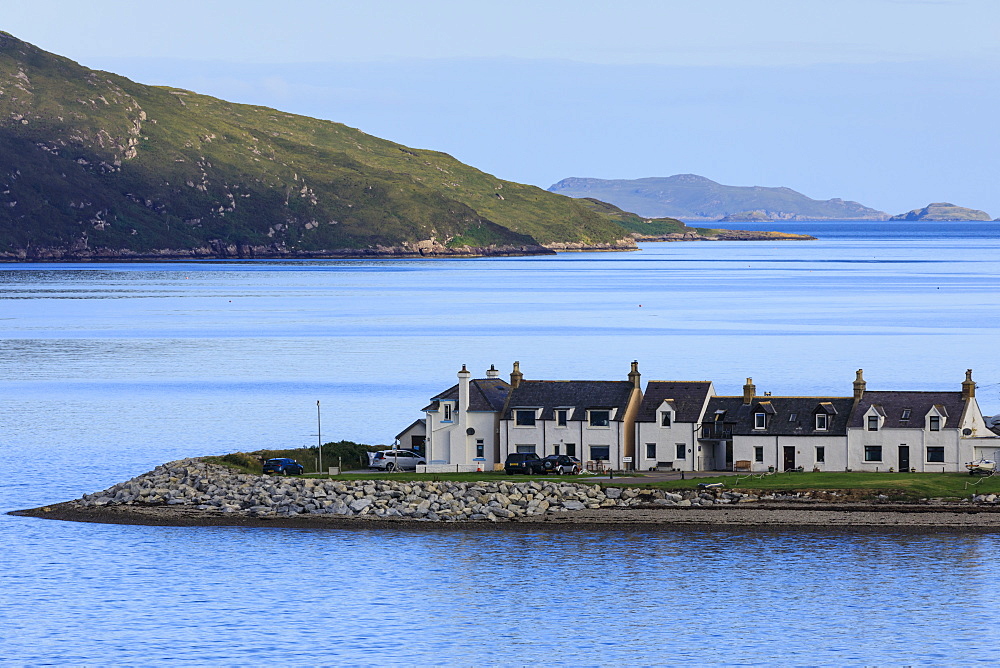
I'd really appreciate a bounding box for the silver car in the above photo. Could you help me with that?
[372,449,426,471]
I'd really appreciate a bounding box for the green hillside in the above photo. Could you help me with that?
[0,32,633,259]
[549,174,889,221]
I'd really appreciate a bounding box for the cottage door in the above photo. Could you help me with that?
[898,445,910,471]
[783,446,796,471]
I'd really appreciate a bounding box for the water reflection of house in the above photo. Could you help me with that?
[404,365,997,472]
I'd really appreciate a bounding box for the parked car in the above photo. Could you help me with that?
[372,449,426,471]
[540,454,582,474]
[262,458,304,475]
[504,452,545,475]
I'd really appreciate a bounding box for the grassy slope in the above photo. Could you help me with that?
[0,32,629,256]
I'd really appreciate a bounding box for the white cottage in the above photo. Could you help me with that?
[846,369,995,472]
[634,381,714,471]
[499,361,643,470]
[423,364,511,469]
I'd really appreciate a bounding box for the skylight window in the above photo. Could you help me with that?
[788,413,798,422]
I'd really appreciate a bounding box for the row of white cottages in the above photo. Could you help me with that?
[394,362,1000,473]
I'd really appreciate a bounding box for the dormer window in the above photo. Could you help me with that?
[815,413,828,431]
[660,412,672,427]
[867,415,879,431]
[589,410,610,427]
[929,416,941,431]
[443,404,452,421]
[515,410,536,426]
[557,410,568,426]
[754,413,766,430]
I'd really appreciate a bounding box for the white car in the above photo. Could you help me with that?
[371,449,426,471]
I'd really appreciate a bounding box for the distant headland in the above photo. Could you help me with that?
[549,175,996,224]
[0,32,811,261]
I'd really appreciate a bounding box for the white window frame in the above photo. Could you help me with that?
[660,411,672,427]
[754,413,766,430]
[815,413,828,431]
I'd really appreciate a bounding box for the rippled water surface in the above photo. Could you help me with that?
[4,222,1000,664]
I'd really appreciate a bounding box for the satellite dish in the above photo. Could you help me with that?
[466,427,476,435]
[963,428,973,435]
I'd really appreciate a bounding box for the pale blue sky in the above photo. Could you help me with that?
[5,0,999,215]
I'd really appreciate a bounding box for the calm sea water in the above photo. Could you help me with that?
[3,220,1000,664]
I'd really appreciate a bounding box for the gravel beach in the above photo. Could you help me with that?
[13,499,1000,532]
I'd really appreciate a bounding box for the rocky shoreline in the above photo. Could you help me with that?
[11,459,1000,531]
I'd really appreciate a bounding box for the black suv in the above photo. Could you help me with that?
[262,458,304,475]
[504,453,544,475]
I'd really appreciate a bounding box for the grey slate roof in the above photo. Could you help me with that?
[422,378,512,412]
[394,419,426,441]
[702,396,855,436]
[502,380,635,421]
[636,381,713,423]
[849,391,967,429]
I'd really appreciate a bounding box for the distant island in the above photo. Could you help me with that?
[889,202,993,221]
[548,174,890,222]
[574,198,814,242]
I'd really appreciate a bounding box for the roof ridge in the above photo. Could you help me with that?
[517,379,631,384]
[646,380,712,383]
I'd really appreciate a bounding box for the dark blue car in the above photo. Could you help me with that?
[262,458,304,475]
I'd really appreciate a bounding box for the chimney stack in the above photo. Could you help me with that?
[853,369,866,401]
[486,364,499,379]
[962,369,976,401]
[510,361,523,389]
[628,360,641,390]
[742,378,756,404]
[457,364,471,420]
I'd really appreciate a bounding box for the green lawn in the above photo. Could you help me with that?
[644,471,998,500]
[204,453,998,500]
